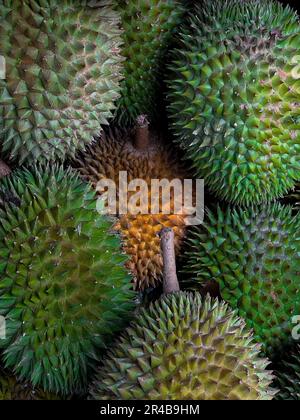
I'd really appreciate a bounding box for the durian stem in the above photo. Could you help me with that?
[159,228,180,294]
[0,159,11,178]
[134,115,150,150]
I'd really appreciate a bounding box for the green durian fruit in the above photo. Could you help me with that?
[89,293,275,400]
[183,204,300,357]
[0,165,135,395]
[167,0,300,205]
[274,345,300,400]
[0,368,61,400]
[116,0,187,125]
[0,0,124,164]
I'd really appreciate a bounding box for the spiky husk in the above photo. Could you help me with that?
[90,293,275,400]
[184,204,300,357]
[115,0,187,125]
[167,0,300,205]
[0,368,61,400]
[74,128,190,291]
[0,165,135,394]
[0,0,123,164]
[274,345,300,400]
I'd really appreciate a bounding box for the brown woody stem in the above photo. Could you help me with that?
[134,115,150,150]
[0,159,11,178]
[159,228,180,294]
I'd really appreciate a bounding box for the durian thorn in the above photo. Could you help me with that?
[0,159,11,179]
[134,115,150,151]
[159,227,180,294]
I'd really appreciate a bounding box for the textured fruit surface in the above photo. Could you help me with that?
[75,128,190,291]
[287,183,300,209]
[0,159,10,178]
[116,0,187,125]
[184,204,300,356]
[274,345,300,400]
[167,0,300,205]
[0,0,123,164]
[0,368,61,400]
[90,293,275,400]
[0,165,135,394]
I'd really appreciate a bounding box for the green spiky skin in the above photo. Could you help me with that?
[0,1,123,164]
[184,204,300,357]
[167,0,300,205]
[90,293,275,400]
[115,0,187,125]
[274,345,300,400]
[0,368,61,400]
[0,166,135,395]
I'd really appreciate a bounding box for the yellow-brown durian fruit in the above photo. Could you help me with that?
[74,117,192,291]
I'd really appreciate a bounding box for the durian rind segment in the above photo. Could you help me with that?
[167,0,300,205]
[0,165,135,394]
[90,293,275,400]
[0,0,124,164]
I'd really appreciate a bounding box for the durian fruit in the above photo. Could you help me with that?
[115,0,187,125]
[89,229,275,400]
[274,346,300,400]
[183,204,300,357]
[0,368,61,400]
[167,0,300,205]
[0,165,135,395]
[90,294,275,400]
[0,0,124,165]
[74,118,191,291]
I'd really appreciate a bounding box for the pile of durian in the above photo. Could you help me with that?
[0,0,299,400]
